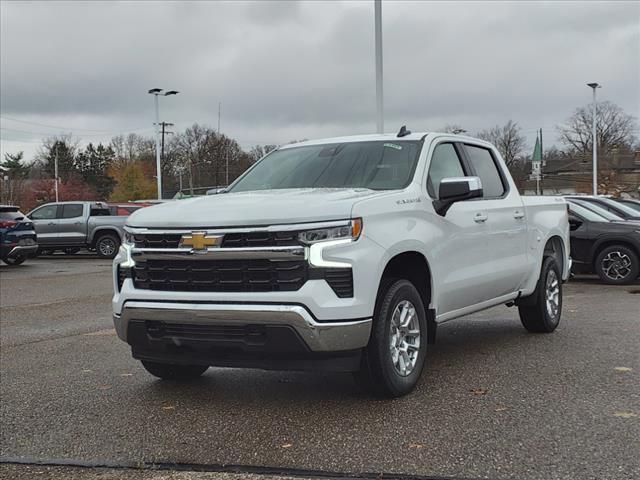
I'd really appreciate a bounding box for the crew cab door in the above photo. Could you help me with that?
[28,204,60,245]
[460,143,529,296]
[425,142,496,315]
[57,203,87,245]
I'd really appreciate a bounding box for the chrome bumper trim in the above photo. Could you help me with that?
[125,220,350,236]
[7,245,38,258]
[114,302,371,352]
[131,245,306,261]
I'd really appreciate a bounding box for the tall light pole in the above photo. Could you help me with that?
[148,88,179,199]
[587,82,601,196]
[374,0,383,134]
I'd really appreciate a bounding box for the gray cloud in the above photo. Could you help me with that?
[1,0,638,161]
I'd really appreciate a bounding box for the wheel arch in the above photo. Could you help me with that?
[377,250,436,343]
[90,228,122,247]
[544,235,566,275]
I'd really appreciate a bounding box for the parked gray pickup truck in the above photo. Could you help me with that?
[27,201,127,258]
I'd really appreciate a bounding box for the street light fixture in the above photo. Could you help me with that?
[587,82,601,196]
[148,88,180,199]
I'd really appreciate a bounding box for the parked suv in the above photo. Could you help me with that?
[0,205,38,265]
[113,132,571,397]
[567,202,640,284]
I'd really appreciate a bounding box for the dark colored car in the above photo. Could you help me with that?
[0,205,38,265]
[614,198,640,213]
[566,196,640,221]
[568,202,640,284]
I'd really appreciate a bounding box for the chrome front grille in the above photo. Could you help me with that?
[133,234,181,249]
[125,224,353,297]
[133,258,307,292]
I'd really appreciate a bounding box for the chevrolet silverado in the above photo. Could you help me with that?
[113,131,571,397]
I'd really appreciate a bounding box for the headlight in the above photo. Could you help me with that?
[298,218,362,245]
[123,230,135,246]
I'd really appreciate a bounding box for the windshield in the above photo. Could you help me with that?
[569,202,609,222]
[569,200,623,221]
[229,141,422,193]
[619,200,640,212]
[599,198,640,216]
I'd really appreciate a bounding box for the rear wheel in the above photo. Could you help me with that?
[141,361,208,380]
[518,256,562,333]
[594,245,639,285]
[95,233,120,259]
[2,256,26,265]
[354,278,428,397]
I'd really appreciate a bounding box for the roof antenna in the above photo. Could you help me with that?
[397,125,411,138]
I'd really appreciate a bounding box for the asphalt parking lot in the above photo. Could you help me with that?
[1,257,639,480]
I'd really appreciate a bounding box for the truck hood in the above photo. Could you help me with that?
[127,188,387,228]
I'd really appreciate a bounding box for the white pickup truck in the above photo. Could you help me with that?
[113,131,570,397]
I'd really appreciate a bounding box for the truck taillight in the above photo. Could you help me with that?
[0,220,16,229]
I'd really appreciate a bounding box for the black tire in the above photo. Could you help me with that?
[141,361,208,380]
[518,256,562,333]
[354,278,428,398]
[2,256,26,265]
[594,245,639,285]
[64,247,81,255]
[95,233,120,259]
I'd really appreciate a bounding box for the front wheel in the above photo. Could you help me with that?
[518,256,562,333]
[594,245,639,285]
[354,279,428,397]
[95,234,120,259]
[141,361,208,380]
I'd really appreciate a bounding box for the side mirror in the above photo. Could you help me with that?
[568,216,583,231]
[433,177,483,216]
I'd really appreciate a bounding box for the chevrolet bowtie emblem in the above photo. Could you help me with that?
[179,232,222,251]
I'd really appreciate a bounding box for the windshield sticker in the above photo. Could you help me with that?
[383,143,403,150]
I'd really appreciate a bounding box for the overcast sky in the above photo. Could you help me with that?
[1,0,639,162]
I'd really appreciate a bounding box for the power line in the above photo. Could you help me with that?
[0,126,153,138]
[0,115,148,133]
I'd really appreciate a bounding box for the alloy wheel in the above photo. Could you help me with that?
[601,251,632,281]
[389,300,421,376]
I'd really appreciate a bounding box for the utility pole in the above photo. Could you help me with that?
[54,144,59,202]
[159,121,174,166]
[374,0,384,134]
[218,102,221,134]
[587,83,601,195]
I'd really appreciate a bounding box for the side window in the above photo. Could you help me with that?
[464,145,506,198]
[61,204,84,219]
[30,205,58,220]
[427,143,466,198]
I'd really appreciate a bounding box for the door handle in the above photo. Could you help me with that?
[514,210,525,219]
[74,222,82,225]
[47,222,56,225]
[474,213,488,223]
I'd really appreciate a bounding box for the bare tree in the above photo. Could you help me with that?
[557,101,637,155]
[476,120,527,168]
[249,144,278,162]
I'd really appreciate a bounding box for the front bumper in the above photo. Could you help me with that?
[114,301,371,352]
[2,244,38,259]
